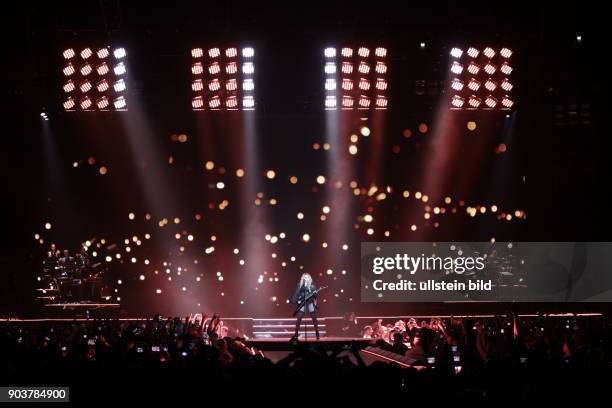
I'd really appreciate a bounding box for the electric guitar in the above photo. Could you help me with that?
[293,285,328,316]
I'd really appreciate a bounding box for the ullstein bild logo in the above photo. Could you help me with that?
[361,242,612,302]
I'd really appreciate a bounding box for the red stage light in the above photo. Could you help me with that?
[63,80,75,93]
[79,80,92,93]
[484,79,497,91]
[192,79,204,92]
[226,78,238,91]
[500,62,513,75]
[483,47,495,58]
[209,96,221,109]
[80,64,92,76]
[468,95,482,108]
[225,48,238,58]
[359,78,371,91]
[342,62,353,74]
[358,47,370,58]
[342,96,354,108]
[63,97,75,110]
[451,78,464,91]
[80,48,93,59]
[358,62,370,74]
[451,62,464,74]
[208,62,221,75]
[225,62,238,74]
[500,47,513,58]
[191,62,203,75]
[63,64,75,76]
[467,62,480,75]
[96,79,109,92]
[341,47,353,58]
[501,78,513,91]
[376,96,388,108]
[375,79,388,91]
[358,96,371,108]
[80,97,92,110]
[96,62,109,76]
[226,96,238,109]
[342,78,353,91]
[451,95,465,108]
[192,96,204,109]
[484,63,496,75]
[375,62,387,74]
[208,48,220,58]
[208,79,221,92]
[450,47,463,58]
[501,96,514,108]
[375,47,387,58]
[96,96,109,110]
[485,96,498,108]
[467,47,479,58]
[468,78,481,91]
[96,48,109,59]
[63,48,75,59]
[191,48,203,58]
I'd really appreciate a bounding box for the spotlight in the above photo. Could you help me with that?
[225,47,238,58]
[375,47,387,58]
[375,96,388,109]
[467,47,479,58]
[191,62,204,75]
[80,64,93,76]
[96,79,109,92]
[208,79,221,92]
[500,62,513,75]
[63,80,75,93]
[375,62,387,74]
[468,95,482,108]
[208,62,221,75]
[483,47,495,58]
[501,78,513,91]
[451,95,465,108]
[451,62,464,74]
[358,78,371,91]
[192,79,204,92]
[358,96,370,108]
[325,96,337,109]
[243,96,255,109]
[451,78,464,91]
[63,48,75,59]
[242,47,255,58]
[208,48,221,58]
[484,79,497,91]
[501,96,514,108]
[113,96,127,110]
[341,62,353,74]
[96,48,109,59]
[358,47,370,58]
[325,78,337,91]
[484,63,496,75]
[80,96,92,110]
[242,78,255,91]
[226,78,237,91]
[192,96,204,109]
[375,78,387,90]
[113,48,126,59]
[500,47,513,58]
[485,96,498,108]
[113,79,126,92]
[358,62,370,74]
[209,96,221,109]
[242,62,255,74]
[96,62,109,75]
[467,62,480,75]
[325,62,337,74]
[80,48,93,59]
[324,47,336,58]
[226,96,238,109]
[450,47,463,58]
[96,96,109,110]
[342,78,353,90]
[225,61,238,74]
[191,48,203,58]
[79,80,92,93]
[63,97,75,110]
[113,62,126,75]
[341,47,353,58]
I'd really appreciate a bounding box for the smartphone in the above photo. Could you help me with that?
[87,339,96,346]
[451,345,458,352]
[453,355,461,362]
[137,347,143,353]
[427,357,435,364]
[454,366,462,374]
[152,346,160,352]
[520,357,528,364]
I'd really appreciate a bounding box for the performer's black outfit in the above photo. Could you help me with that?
[290,282,320,340]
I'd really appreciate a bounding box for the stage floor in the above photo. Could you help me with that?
[246,337,371,351]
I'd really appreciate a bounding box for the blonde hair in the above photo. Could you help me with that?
[299,273,313,288]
